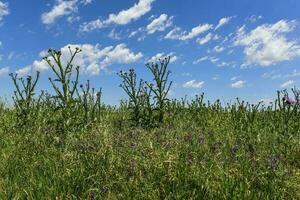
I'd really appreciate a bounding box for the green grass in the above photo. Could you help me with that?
[0,99,300,199]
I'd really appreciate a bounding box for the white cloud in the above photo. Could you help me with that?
[230,76,238,81]
[31,43,143,76]
[41,0,92,25]
[148,52,177,63]
[100,44,143,69]
[79,19,103,32]
[280,80,294,88]
[80,0,155,32]
[193,56,219,64]
[234,20,300,67]
[183,80,204,88]
[197,33,213,45]
[0,1,9,21]
[67,15,80,23]
[287,69,300,78]
[212,75,219,80]
[41,0,78,25]
[215,16,233,30]
[213,45,225,52]
[81,0,93,5]
[246,15,262,23]
[231,80,246,88]
[262,70,282,80]
[164,27,181,40]
[16,66,31,77]
[108,29,121,40]
[165,23,213,40]
[0,67,9,76]
[33,60,49,72]
[193,56,209,64]
[146,14,173,34]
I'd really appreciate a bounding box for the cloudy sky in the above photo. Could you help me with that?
[0,0,300,104]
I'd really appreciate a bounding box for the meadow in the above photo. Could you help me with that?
[0,47,299,199]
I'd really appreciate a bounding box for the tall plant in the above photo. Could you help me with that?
[146,56,172,123]
[10,71,40,125]
[118,69,145,124]
[43,47,81,108]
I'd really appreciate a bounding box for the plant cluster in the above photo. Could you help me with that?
[118,57,172,126]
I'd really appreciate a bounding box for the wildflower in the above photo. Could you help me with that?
[100,186,108,193]
[230,145,239,160]
[90,192,94,200]
[286,97,294,105]
[130,142,137,148]
[269,155,280,172]
[187,152,193,165]
[184,132,193,142]
[283,96,294,105]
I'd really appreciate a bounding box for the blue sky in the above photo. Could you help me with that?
[0,0,300,105]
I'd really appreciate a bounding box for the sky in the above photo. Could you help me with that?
[0,0,300,105]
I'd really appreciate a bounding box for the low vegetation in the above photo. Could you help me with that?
[0,47,299,199]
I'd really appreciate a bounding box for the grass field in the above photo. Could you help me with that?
[0,49,299,199]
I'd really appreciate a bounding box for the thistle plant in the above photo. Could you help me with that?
[76,80,102,124]
[118,69,145,124]
[43,47,81,108]
[146,56,172,123]
[10,71,40,125]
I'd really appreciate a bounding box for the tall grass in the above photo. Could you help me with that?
[0,47,299,199]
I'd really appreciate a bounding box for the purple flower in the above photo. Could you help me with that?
[130,143,137,148]
[90,192,95,200]
[286,97,294,105]
[100,186,108,193]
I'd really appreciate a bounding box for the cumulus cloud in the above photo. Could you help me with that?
[41,0,78,25]
[0,1,9,21]
[231,80,246,88]
[148,52,177,63]
[197,33,213,45]
[215,16,233,30]
[146,14,173,34]
[16,66,31,77]
[0,67,9,76]
[280,80,294,88]
[234,20,300,67]
[165,23,213,40]
[183,80,204,88]
[41,0,92,25]
[80,0,155,32]
[30,43,143,76]
[100,44,143,68]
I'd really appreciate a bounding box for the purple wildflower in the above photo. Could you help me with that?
[286,97,294,105]
[100,186,108,193]
[90,192,95,200]
[130,143,137,148]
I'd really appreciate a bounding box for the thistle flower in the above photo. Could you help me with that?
[286,97,294,105]
[283,96,294,105]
